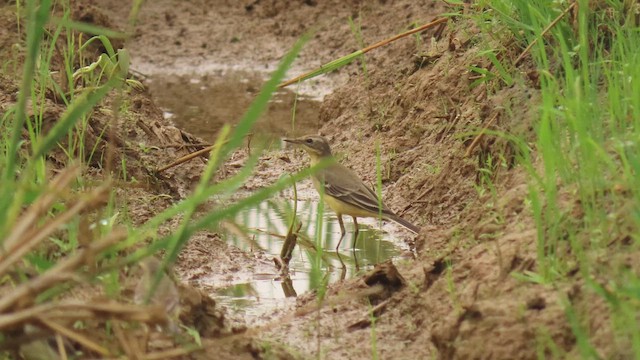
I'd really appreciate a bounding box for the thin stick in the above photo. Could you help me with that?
[112,320,136,359]
[464,113,499,157]
[142,345,202,360]
[156,144,214,172]
[399,185,433,215]
[279,17,449,88]
[280,177,300,263]
[361,18,448,53]
[514,1,577,66]
[347,298,391,330]
[0,300,165,331]
[55,333,68,360]
[155,143,212,149]
[253,228,287,239]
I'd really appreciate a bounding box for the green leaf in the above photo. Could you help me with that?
[32,78,119,160]
[50,17,128,39]
[220,35,310,164]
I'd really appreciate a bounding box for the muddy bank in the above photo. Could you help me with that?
[118,0,562,356]
[0,0,611,359]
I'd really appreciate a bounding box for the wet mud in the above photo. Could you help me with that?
[0,0,613,359]
[146,71,322,142]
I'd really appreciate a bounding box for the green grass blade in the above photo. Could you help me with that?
[5,0,52,182]
[32,79,119,160]
[220,35,309,165]
[291,50,363,85]
[51,17,127,39]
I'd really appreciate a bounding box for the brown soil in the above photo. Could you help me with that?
[0,0,615,359]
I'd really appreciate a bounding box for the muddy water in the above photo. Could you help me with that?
[211,198,406,324]
[147,70,409,324]
[145,70,322,143]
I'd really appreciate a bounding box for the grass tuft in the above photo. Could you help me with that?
[479,0,640,355]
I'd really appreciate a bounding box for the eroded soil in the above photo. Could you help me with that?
[0,0,615,359]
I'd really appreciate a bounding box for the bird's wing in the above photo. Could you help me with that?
[315,164,393,216]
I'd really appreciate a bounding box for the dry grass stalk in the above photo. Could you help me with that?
[39,316,111,357]
[55,333,68,360]
[294,285,385,317]
[514,1,577,66]
[464,112,499,157]
[2,164,80,251]
[0,300,167,331]
[0,301,169,358]
[221,220,265,252]
[112,319,140,359]
[156,144,214,172]
[142,345,203,360]
[0,182,110,277]
[347,298,391,330]
[279,17,450,88]
[0,228,127,314]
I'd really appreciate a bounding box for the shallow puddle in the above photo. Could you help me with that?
[145,70,322,144]
[145,69,409,324]
[205,199,408,324]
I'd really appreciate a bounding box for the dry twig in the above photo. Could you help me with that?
[39,317,110,357]
[464,112,500,157]
[514,1,577,66]
[279,17,449,88]
[347,298,391,330]
[0,300,167,334]
[156,144,214,172]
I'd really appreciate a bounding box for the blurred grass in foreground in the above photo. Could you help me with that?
[0,0,312,357]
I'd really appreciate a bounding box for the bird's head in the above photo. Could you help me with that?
[284,135,332,160]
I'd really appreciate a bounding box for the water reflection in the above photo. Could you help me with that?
[145,71,321,143]
[207,199,404,322]
[232,199,399,273]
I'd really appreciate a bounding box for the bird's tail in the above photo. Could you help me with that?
[385,213,420,234]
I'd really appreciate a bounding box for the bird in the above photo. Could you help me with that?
[284,135,420,249]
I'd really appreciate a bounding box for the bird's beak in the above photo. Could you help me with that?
[283,138,303,145]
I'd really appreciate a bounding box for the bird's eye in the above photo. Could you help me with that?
[305,138,313,144]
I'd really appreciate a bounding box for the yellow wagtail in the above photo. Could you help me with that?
[284,135,420,249]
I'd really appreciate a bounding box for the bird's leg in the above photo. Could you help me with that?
[352,216,359,249]
[352,248,360,272]
[336,214,346,251]
[336,251,347,280]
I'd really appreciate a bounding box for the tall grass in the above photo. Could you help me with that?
[480,0,640,356]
